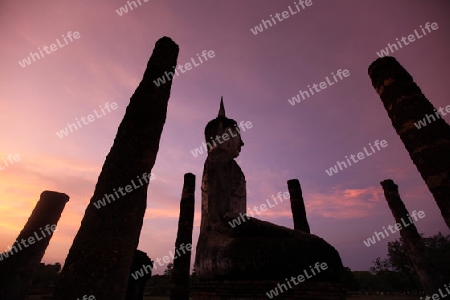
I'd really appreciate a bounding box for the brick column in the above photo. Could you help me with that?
[171,173,195,300]
[53,36,179,300]
[0,191,69,300]
[381,179,445,294]
[369,56,450,229]
[287,179,310,233]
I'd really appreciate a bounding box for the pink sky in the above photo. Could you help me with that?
[1,0,449,275]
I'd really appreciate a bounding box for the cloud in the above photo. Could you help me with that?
[247,181,385,221]
[306,185,384,219]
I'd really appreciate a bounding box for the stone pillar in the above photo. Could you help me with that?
[53,36,179,300]
[126,250,153,300]
[0,191,69,300]
[380,179,445,295]
[170,173,195,300]
[369,57,450,229]
[287,179,310,233]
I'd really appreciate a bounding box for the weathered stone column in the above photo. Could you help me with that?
[0,191,69,300]
[126,250,153,300]
[53,36,179,300]
[287,179,310,233]
[369,57,450,229]
[170,173,195,300]
[380,179,445,295]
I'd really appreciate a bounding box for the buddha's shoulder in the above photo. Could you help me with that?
[206,149,233,162]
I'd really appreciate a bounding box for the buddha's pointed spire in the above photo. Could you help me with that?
[218,97,225,117]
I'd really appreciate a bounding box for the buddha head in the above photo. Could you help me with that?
[204,98,244,158]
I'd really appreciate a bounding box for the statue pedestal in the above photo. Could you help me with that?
[192,280,346,300]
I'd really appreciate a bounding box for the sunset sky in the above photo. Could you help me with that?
[1,0,449,275]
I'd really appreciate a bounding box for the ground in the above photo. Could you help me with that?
[27,294,417,299]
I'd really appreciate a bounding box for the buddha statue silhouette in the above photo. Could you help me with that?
[194,98,344,298]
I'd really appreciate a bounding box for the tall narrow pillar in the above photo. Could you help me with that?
[170,173,195,300]
[0,191,69,300]
[53,36,179,300]
[287,179,310,233]
[369,57,450,229]
[380,179,445,295]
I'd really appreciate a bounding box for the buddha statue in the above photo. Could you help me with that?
[194,98,345,299]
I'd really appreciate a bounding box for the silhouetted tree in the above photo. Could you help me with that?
[370,232,450,291]
[352,271,375,291]
[32,263,61,287]
[164,263,174,277]
[341,267,359,291]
